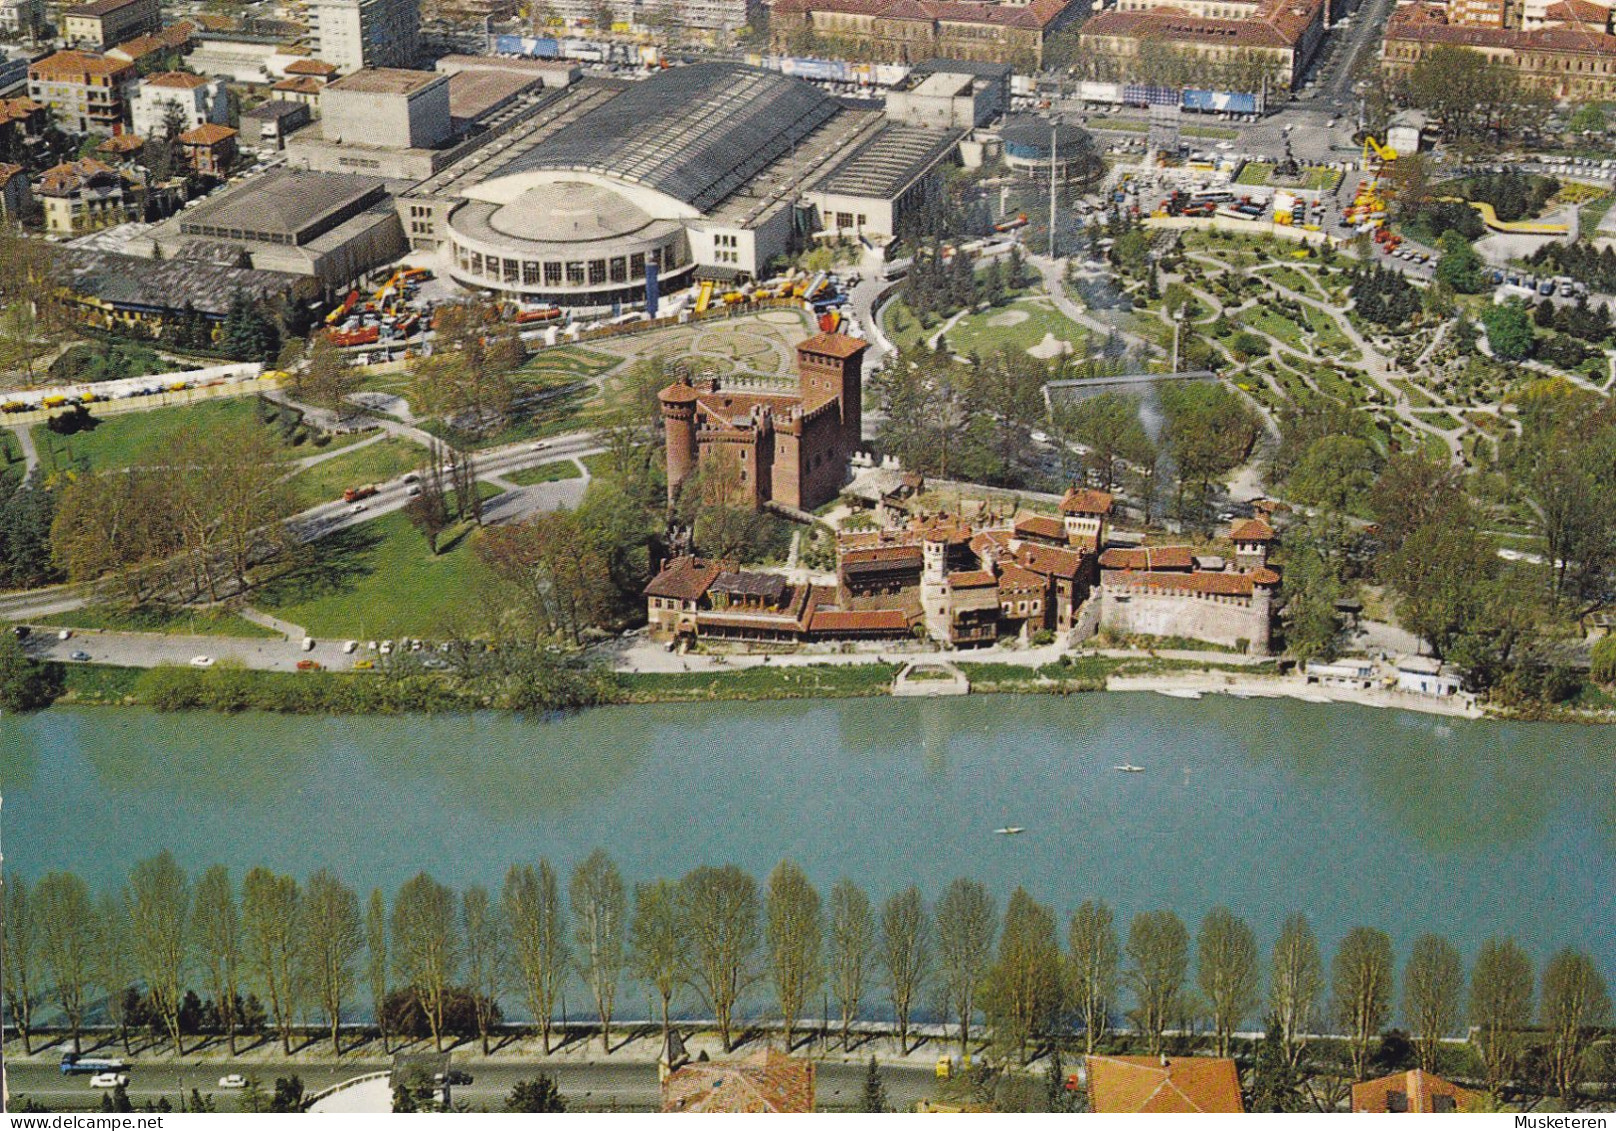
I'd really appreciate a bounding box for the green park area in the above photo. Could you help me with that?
[1234,162,1342,192]
[884,293,1089,360]
[253,508,498,640]
[503,458,583,486]
[31,397,368,475]
[520,344,620,386]
[286,437,424,509]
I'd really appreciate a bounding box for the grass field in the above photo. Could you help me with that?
[287,437,424,509]
[941,295,1090,359]
[32,397,367,475]
[32,604,281,638]
[503,459,583,486]
[253,510,496,639]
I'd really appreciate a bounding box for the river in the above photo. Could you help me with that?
[4,694,1613,975]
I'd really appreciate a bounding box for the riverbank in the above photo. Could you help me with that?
[33,651,1542,722]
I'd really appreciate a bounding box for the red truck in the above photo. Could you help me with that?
[329,324,380,347]
[342,483,379,503]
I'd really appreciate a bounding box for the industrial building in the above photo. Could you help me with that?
[399,63,960,308]
[886,60,1010,129]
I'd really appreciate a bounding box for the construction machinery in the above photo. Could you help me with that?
[694,278,715,314]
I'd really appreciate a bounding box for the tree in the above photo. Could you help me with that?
[35,871,95,1054]
[1159,383,1260,526]
[680,864,760,1053]
[1248,1018,1306,1112]
[1269,914,1322,1068]
[478,512,617,646]
[392,872,459,1052]
[0,630,54,712]
[570,849,626,1053]
[981,888,1062,1062]
[192,867,243,1055]
[303,869,363,1055]
[1125,910,1189,1055]
[1331,927,1395,1080]
[503,862,570,1054]
[861,1056,889,1113]
[242,868,301,1055]
[935,878,997,1057]
[629,879,685,1048]
[1406,45,1519,143]
[462,885,504,1056]
[297,332,361,421]
[765,860,823,1052]
[878,886,930,1054]
[126,851,191,1055]
[1403,934,1465,1072]
[1469,938,1534,1099]
[1540,948,1611,1103]
[1052,392,1155,493]
[1287,434,1378,519]
[91,893,135,1053]
[366,889,390,1054]
[1435,230,1486,294]
[411,300,521,436]
[1067,900,1118,1055]
[828,879,875,1052]
[2,876,39,1053]
[1196,907,1258,1058]
[506,1075,567,1113]
[1481,298,1535,361]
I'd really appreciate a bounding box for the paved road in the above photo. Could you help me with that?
[6,1057,938,1113]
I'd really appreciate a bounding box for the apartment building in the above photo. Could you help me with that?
[62,0,162,49]
[307,0,420,74]
[130,71,228,138]
[28,50,138,135]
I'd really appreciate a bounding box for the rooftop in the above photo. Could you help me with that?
[797,331,869,359]
[142,71,210,90]
[662,1050,814,1114]
[775,0,1078,29]
[812,123,961,200]
[176,167,388,242]
[643,555,723,602]
[28,50,134,78]
[56,245,303,317]
[1086,1056,1244,1114]
[1060,486,1114,515]
[325,67,445,96]
[180,123,236,144]
[64,0,147,18]
[1352,1070,1476,1113]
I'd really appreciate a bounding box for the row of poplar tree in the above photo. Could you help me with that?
[2,851,1608,1105]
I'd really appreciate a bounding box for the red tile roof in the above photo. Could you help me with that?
[997,562,1045,592]
[1103,568,1278,595]
[808,606,912,633]
[1016,542,1086,579]
[1059,486,1114,516]
[774,0,1076,28]
[142,70,209,89]
[797,330,869,359]
[643,556,722,601]
[1352,1070,1477,1113]
[1230,517,1274,542]
[1014,514,1067,542]
[272,76,325,95]
[1087,1056,1244,1114]
[949,569,998,588]
[662,1050,815,1113]
[29,50,135,80]
[1099,545,1194,571]
[179,123,235,144]
[1385,1,1616,53]
[284,58,339,76]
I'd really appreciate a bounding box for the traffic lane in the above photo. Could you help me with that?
[8,1058,938,1113]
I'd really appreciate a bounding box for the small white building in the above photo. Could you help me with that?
[1395,655,1463,697]
[1386,109,1427,158]
[131,71,227,140]
[1303,658,1375,689]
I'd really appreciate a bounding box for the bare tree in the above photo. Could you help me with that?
[1469,937,1533,1099]
[192,866,243,1055]
[765,860,823,1052]
[980,888,1062,1063]
[1125,910,1189,1056]
[462,885,505,1055]
[1067,899,1118,1056]
[1269,914,1323,1069]
[570,850,626,1054]
[391,872,460,1052]
[34,871,95,1054]
[878,886,930,1055]
[303,869,364,1056]
[1331,926,1395,1081]
[680,864,760,1053]
[629,879,686,1049]
[829,879,875,1052]
[1196,907,1258,1058]
[1403,934,1464,1072]
[242,867,302,1055]
[935,878,997,1057]
[126,851,191,1055]
[3,876,39,1054]
[365,890,390,1054]
[503,862,570,1054]
[91,893,135,1054]
[1540,948,1611,1103]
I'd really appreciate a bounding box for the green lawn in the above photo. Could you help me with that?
[503,458,583,486]
[32,397,366,475]
[942,295,1089,358]
[522,345,620,382]
[252,510,497,640]
[31,604,281,638]
[287,437,425,509]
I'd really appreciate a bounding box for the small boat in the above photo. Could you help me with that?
[1298,694,1334,704]
[1113,764,1144,773]
[1155,688,1203,700]
[995,826,1026,836]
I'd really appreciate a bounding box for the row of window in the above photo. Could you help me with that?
[454,240,682,288]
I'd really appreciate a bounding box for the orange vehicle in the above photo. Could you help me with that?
[329,324,380,347]
[296,659,323,671]
[514,306,562,324]
[342,483,379,503]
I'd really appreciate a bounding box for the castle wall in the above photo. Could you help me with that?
[1098,588,1272,654]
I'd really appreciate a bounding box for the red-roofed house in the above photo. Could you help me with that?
[770,0,1085,65]
[1352,1070,1477,1113]
[1382,0,1616,99]
[662,1049,815,1113]
[178,122,236,176]
[1086,1056,1244,1114]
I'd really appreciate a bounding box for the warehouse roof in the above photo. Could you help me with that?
[494,63,842,213]
[56,246,303,316]
[812,124,960,199]
[325,67,445,96]
[177,167,388,243]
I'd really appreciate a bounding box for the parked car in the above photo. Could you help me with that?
[353,659,376,670]
[342,640,359,654]
[89,1073,130,1089]
[190,656,215,668]
[218,1075,247,1090]
[296,659,323,671]
[70,650,91,661]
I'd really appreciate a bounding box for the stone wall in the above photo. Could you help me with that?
[1098,588,1270,653]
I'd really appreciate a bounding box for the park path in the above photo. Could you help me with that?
[1028,254,1160,357]
[236,607,307,639]
[7,424,37,475]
